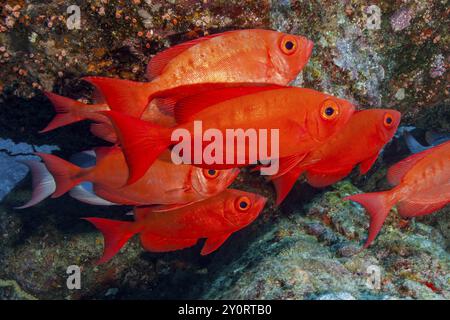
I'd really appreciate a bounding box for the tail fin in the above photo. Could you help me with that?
[36,153,86,198]
[41,92,91,133]
[82,77,155,118]
[344,191,396,249]
[15,160,56,209]
[82,218,137,265]
[103,111,172,185]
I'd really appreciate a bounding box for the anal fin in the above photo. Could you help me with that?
[201,233,231,255]
[397,199,448,218]
[140,233,198,253]
[271,166,305,205]
[306,167,353,188]
[359,153,379,175]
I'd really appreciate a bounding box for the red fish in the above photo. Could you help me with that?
[84,189,267,264]
[105,86,356,184]
[36,147,239,207]
[345,140,450,248]
[272,109,402,204]
[42,29,314,132]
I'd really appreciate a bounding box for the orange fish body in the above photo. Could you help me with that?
[106,86,356,184]
[86,29,314,117]
[37,147,239,206]
[84,189,267,264]
[42,29,314,133]
[272,109,402,204]
[345,140,450,248]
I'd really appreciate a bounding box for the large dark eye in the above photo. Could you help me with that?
[203,169,219,179]
[285,41,294,50]
[320,99,340,120]
[325,107,335,117]
[280,36,298,55]
[235,196,251,212]
[383,113,394,128]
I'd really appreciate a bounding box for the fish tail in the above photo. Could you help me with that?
[82,77,156,118]
[82,217,137,265]
[40,92,92,133]
[344,191,396,249]
[103,111,172,185]
[36,152,87,198]
[15,160,56,209]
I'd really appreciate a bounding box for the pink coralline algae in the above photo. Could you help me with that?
[390,7,415,32]
[429,54,446,79]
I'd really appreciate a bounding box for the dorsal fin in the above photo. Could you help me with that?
[386,148,435,186]
[172,85,285,124]
[147,34,222,80]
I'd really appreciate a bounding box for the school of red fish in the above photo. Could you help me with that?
[19,29,449,264]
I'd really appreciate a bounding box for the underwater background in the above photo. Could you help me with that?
[0,0,448,300]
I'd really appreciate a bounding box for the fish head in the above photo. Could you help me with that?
[305,93,356,142]
[191,167,240,198]
[375,109,402,142]
[266,31,314,83]
[222,189,267,229]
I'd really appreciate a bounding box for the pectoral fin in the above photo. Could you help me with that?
[150,202,196,213]
[269,153,308,180]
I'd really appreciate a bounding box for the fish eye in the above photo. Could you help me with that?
[235,196,252,212]
[280,36,298,55]
[384,113,394,128]
[203,169,219,179]
[320,99,340,120]
[285,41,294,50]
